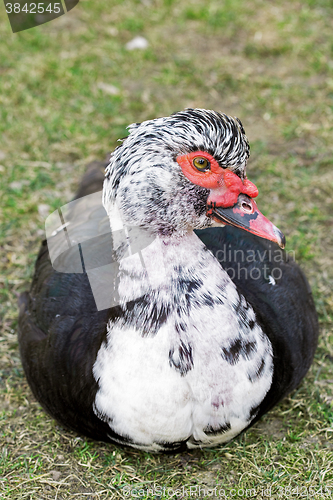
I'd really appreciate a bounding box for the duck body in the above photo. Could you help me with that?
[18,110,318,452]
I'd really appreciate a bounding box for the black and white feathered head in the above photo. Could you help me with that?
[103,108,284,247]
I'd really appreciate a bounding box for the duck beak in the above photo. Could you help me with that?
[207,193,286,249]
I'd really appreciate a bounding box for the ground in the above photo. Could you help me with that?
[0,0,333,499]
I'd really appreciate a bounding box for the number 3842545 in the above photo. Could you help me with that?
[5,3,62,13]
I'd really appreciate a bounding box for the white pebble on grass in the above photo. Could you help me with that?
[125,36,149,50]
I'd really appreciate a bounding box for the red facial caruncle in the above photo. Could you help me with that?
[176,151,258,208]
[176,150,285,248]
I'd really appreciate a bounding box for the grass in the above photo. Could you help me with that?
[0,0,333,498]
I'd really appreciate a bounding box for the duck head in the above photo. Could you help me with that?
[103,108,285,248]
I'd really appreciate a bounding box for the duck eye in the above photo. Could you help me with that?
[192,157,210,172]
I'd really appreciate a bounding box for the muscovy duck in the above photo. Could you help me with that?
[18,109,318,452]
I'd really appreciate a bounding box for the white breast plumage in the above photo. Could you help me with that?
[92,232,273,451]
